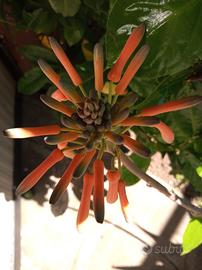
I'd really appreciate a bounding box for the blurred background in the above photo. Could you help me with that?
[0,0,202,269]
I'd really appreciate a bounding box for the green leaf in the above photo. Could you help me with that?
[18,67,49,95]
[177,151,202,192]
[133,69,191,110]
[84,0,107,12]
[49,0,81,17]
[22,9,57,34]
[196,166,202,178]
[182,218,202,255]
[20,45,58,64]
[121,154,150,185]
[63,20,84,46]
[106,0,202,91]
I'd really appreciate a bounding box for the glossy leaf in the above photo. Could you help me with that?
[49,0,81,17]
[20,45,57,64]
[18,67,49,95]
[182,218,202,255]
[196,166,202,178]
[121,154,150,185]
[106,0,202,93]
[178,151,202,192]
[22,9,57,34]
[63,20,85,46]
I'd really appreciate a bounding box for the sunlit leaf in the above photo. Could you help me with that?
[182,218,202,255]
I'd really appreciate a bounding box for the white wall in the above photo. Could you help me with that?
[0,59,16,270]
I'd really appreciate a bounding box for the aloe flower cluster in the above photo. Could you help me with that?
[4,24,202,227]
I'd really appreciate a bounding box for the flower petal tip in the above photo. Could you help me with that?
[76,222,86,233]
[48,36,56,46]
[38,58,46,70]
[15,187,23,196]
[3,129,11,138]
[49,191,59,205]
[115,44,150,95]
[154,122,174,144]
[108,23,146,83]
[94,210,105,224]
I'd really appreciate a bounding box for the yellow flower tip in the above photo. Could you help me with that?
[82,39,93,61]
[38,59,60,86]
[49,37,83,86]
[108,23,145,83]
[101,81,116,95]
[3,125,60,139]
[94,43,104,91]
[115,44,150,95]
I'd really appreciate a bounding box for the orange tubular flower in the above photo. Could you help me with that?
[153,121,175,144]
[51,89,68,101]
[93,159,105,223]
[94,43,104,91]
[118,180,129,222]
[121,116,160,127]
[115,45,150,95]
[73,149,96,178]
[123,135,151,158]
[138,96,202,116]
[49,37,82,86]
[3,125,60,138]
[77,172,94,229]
[4,24,202,226]
[107,170,120,203]
[44,132,80,145]
[38,59,60,86]
[108,24,145,83]
[49,153,85,204]
[38,59,70,100]
[16,149,64,195]
[40,95,74,116]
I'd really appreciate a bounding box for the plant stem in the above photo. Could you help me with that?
[112,94,118,105]
[119,150,202,217]
[97,139,105,159]
[108,81,113,104]
[79,85,87,97]
[60,127,82,133]
[121,127,130,134]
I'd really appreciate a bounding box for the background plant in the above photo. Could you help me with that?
[1,0,202,255]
